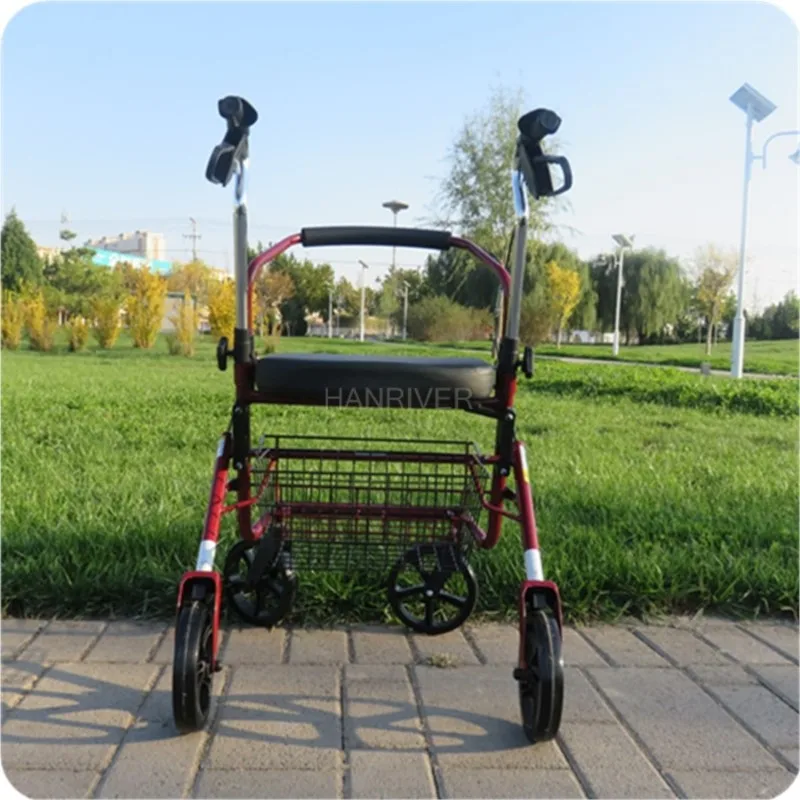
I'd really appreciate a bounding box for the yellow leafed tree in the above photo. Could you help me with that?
[68,317,89,352]
[92,296,123,349]
[127,268,167,349]
[167,260,214,306]
[207,279,235,343]
[24,290,57,352]
[1,291,25,350]
[167,290,198,357]
[545,260,581,347]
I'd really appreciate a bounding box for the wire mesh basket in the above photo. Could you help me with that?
[249,435,489,573]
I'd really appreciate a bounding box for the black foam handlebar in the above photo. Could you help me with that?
[301,226,452,250]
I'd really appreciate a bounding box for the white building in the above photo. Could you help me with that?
[85,230,166,261]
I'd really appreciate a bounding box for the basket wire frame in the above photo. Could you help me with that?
[249,435,489,573]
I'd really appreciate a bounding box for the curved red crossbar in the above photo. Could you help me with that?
[245,232,510,334]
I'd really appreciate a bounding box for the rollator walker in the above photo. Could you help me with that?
[172,96,573,744]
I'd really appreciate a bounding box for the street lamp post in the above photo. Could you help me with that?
[611,233,634,356]
[728,83,784,379]
[382,200,409,270]
[328,286,333,339]
[358,260,369,342]
[401,281,409,340]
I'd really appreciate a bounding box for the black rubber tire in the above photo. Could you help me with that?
[519,610,564,743]
[172,600,214,733]
[223,540,297,628]
[387,544,477,635]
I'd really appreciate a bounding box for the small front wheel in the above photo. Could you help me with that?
[514,609,564,743]
[172,600,214,733]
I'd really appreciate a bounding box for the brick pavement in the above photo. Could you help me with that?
[1,617,797,799]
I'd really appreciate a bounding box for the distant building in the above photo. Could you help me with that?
[89,248,172,274]
[37,246,60,264]
[161,291,199,333]
[85,230,166,261]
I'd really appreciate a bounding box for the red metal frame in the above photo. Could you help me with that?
[176,232,560,675]
[176,570,223,668]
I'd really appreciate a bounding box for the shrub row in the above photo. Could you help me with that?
[407,296,492,342]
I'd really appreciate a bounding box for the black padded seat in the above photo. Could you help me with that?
[255,353,495,409]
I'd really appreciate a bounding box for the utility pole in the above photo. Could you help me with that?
[184,217,202,261]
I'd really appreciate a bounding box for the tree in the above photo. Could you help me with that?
[43,247,111,320]
[167,290,198,356]
[693,245,737,355]
[545,261,581,347]
[269,252,334,334]
[1,210,43,292]
[434,86,555,260]
[519,283,556,346]
[92,295,123,349]
[748,291,800,340]
[529,241,595,333]
[631,249,687,343]
[1,291,25,349]
[126,268,167,348]
[167,260,215,306]
[591,248,687,343]
[23,289,57,351]
[207,279,236,342]
[254,269,295,335]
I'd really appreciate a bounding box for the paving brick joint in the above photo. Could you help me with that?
[1,617,797,799]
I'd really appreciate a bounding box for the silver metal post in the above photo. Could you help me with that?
[402,283,408,341]
[505,168,528,341]
[328,289,333,338]
[358,260,369,342]
[612,249,624,356]
[233,161,249,331]
[731,107,754,379]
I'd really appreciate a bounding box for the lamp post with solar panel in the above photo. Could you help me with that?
[358,260,369,342]
[728,84,782,378]
[382,200,409,271]
[611,234,634,356]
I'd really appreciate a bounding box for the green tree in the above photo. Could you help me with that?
[591,248,687,343]
[43,247,111,319]
[694,244,737,355]
[1,210,43,292]
[632,249,687,343]
[748,291,800,340]
[434,87,555,259]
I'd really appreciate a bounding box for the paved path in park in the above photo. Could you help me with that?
[2,616,798,799]
[533,354,793,381]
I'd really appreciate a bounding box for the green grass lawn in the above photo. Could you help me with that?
[443,338,799,376]
[2,334,797,624]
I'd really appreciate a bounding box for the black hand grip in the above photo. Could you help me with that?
[301,226,452,251]
[206,96,258,188]
[518,108,561,143]
[218,96,258,129]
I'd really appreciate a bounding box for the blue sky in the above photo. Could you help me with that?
[2,1,798,308]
